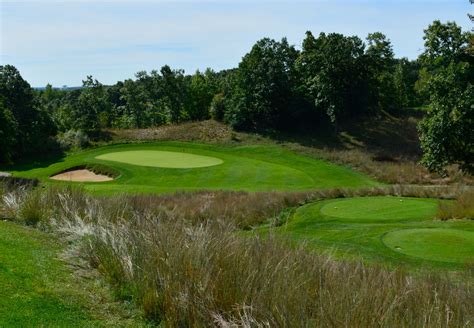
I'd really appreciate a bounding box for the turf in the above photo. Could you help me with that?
[320,197,438,222]
[3,142,379,194]
[96,150,224,168]
[0,222,103,326]
[383,228,474,264]
[260,196,474,269]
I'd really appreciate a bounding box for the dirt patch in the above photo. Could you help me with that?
[50,169,113,182]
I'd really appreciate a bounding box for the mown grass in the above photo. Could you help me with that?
[0,221,148,327]
[2,141,379,194]
[262,196,474,270]
[383,228,474,264]
[1,185,473,326]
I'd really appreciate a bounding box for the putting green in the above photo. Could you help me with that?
[383,228,474,264]
[96,150,224,169]
[320,196,438,222]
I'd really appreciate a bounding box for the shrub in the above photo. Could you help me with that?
[56,129,90,150]
[209,93,226,121]
[17,189,49,226]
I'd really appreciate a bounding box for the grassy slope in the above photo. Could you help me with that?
[0,221,147,327]
[4,142,379,194]
[259,196,474,270]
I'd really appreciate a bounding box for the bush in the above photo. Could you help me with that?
[18,190,49,226]
[56,129,90,150]
[209,93,226,121]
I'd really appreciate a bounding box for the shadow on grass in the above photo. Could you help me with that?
[0,149,67,173]
[259,109,424,162]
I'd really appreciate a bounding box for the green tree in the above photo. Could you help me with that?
[0,98,18,163]
[418,62,473,174]
[188,70,216,121]
[417,21,473,174]
[420,20,470,70]
[0,65,56,161]
[70,76,107,134]
[366,32,399,111]
[297,32,367,126]
[393,58,422,108]
[159,65,188,123]
[227,38,298,130]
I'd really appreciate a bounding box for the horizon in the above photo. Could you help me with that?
[1,0,472,87]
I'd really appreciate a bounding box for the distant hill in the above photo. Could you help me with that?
[33,86,82,91]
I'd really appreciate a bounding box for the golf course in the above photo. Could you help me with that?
[1,4,473,325]
[5,142,379,194]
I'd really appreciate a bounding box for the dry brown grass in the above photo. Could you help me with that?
[1,185,473,326]
[437,189,474,221]
[107,120,237,143]
[287,145,472,185]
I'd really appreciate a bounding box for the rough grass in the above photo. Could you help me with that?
[1,185,473,326]
[437,190,474,220]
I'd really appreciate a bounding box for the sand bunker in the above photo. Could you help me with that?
[50,169,113,182]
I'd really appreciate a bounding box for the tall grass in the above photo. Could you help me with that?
[1,185,472,326]
[437,190,474,220]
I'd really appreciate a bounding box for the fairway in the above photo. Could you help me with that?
[264,196,474,268]
[383,228,474,264]
[3,142,379,194]
[96,150,224,168]
[320,197,437,222]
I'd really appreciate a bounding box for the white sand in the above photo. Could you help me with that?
[50,169,113,182]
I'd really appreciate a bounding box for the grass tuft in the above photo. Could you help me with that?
[437,189,474,220]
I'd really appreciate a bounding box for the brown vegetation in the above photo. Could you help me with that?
[1,185,472,326]
[437,189,474,220]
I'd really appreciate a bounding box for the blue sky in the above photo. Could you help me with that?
[1,0,471,87]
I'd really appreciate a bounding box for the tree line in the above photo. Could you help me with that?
[0,20,472,174]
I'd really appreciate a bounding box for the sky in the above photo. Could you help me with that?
[1,0,472,87]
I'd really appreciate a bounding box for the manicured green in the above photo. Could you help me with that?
[383,228,474,264]
[96,150,224,168]
[320,197,437,222]
[4,142,379,194]
[262,196,474,269]
[0,221,100,326]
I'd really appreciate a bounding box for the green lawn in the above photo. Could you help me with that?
[96,150,224,168]
[3,142,379,194]
[383,228,474,264]
[260,196,474,269]
[0,221,146,327]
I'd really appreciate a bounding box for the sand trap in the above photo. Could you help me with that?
[50,169,113,182]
